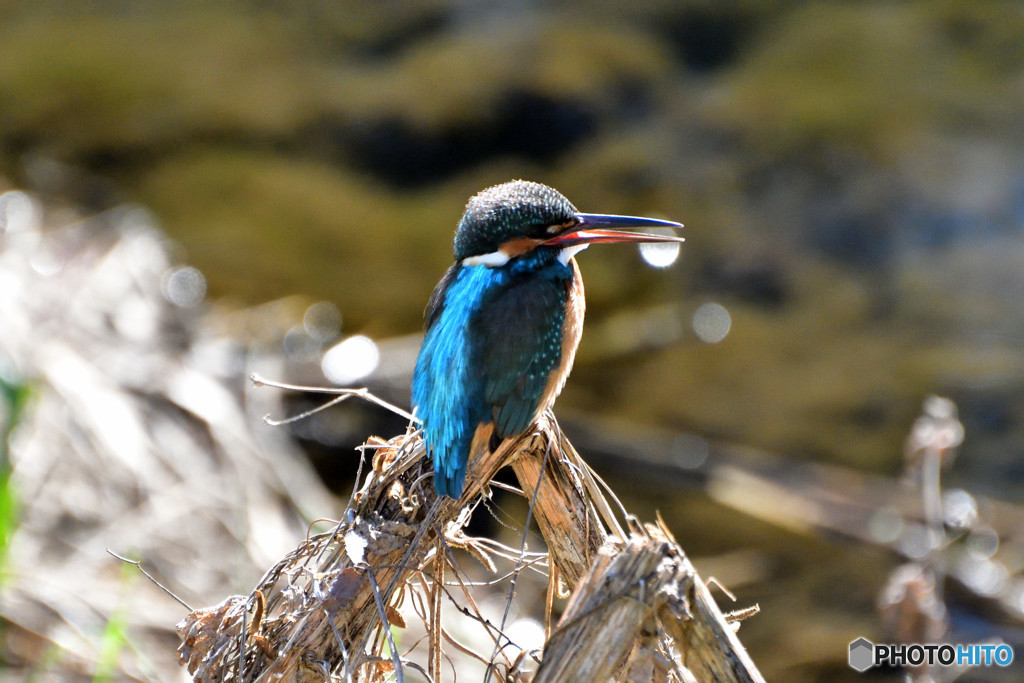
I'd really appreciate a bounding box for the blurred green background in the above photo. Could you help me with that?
[2,0,1024,679]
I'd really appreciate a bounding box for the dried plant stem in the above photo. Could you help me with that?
[510,425,605,587]
[176,413,764,682]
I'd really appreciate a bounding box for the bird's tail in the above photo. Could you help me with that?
[434,465,465,499]
[434,422,496,498]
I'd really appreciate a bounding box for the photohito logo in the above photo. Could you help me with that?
[849,637,1014,672]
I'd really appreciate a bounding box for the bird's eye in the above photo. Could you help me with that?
[521,221,558,238]
[544,219,579,236]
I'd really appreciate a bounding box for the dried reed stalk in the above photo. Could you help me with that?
[176,413,764,682]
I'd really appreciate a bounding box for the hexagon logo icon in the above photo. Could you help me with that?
[848,637,874,672]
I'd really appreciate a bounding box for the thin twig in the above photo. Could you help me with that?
[442,556,549,586]
[545,563,557,642]
[706,577,737,603]
[239,599,248,680]
[435,534,513,663]
[250,372,418,423]
[430,544,443,683]
[363,564,405,683]
[105,549,192,610]
[262,392,358,426]
[321,604,353,681]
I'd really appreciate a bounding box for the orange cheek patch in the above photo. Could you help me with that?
[500,237,544,258]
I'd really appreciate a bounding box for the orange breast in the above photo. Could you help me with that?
[538,259,585,414]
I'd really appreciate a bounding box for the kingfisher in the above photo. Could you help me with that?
[412,180,683,498]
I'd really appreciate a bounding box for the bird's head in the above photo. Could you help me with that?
[453,180,682,267]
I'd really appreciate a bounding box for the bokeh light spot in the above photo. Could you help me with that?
[868,507,904,544]
[162,266,206,307]
[942,488,977,529]
[671,434,708,469]
[692,302,731,343]
[954,556,1008,597]
[304,301,342,342]
[502,618,545,654]
[965,526,999,561]
[898,523,933,560]
[0,190,40,235]
[322,335,380,385]
[283,325,320,363]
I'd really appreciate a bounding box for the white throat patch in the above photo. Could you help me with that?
[461,250,510,268]
[558,243,589,265]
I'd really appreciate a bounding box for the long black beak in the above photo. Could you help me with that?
[543,213,684,248]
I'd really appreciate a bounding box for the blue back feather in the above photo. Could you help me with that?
[413,264,496,497]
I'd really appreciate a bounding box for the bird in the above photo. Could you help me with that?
[412,180,683,498]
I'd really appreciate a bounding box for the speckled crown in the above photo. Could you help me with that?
[453,180,577,260]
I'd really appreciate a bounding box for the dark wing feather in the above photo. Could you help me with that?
[424,263,461,330]
[472,274,568,439]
